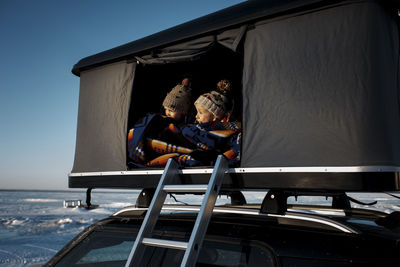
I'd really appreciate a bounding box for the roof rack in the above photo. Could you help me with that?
[113,204,360,234]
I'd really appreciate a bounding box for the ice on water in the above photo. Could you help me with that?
[0,190,399,266]
[0,190,138,267]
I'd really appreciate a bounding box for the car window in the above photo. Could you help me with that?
[55,230,275,267]
[143,239,275,267]
[196,240,275,267]
[77,241,134,264]
[55,231,136,267]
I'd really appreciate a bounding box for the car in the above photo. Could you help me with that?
[54,0,400,266]
[45,189,400,267]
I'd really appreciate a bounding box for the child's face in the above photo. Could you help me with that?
[165,108,185,121]
[195,104,215,123]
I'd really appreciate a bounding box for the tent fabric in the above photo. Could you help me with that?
[135,25,247,64]
[217,25,247,51]
[135,36,215,64]
[72,0,318,76]
[241,1,400,167]
[72,61,136,172]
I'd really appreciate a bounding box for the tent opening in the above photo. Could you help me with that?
[126,44,243,168]
[128,44,243,128]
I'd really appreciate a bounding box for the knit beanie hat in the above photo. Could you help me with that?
[162,84,192,115]
[195,80,233,119]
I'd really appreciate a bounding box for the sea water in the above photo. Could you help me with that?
[0,190,139,266]
[0,190,399,267]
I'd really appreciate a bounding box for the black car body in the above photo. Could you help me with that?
[46,197,400,266]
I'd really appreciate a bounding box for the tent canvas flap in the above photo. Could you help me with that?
[72,61,136,172]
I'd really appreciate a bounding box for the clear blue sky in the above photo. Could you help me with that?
[0,0,245,190]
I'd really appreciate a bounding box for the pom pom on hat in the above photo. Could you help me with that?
[217,80,231,92]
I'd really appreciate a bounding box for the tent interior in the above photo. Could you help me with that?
[128,44,243,130]
[126,44,244,169]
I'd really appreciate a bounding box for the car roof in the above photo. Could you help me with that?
[109,203,398,236]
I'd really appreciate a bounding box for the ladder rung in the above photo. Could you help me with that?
[142,238,188,250]
[164,184,208,193]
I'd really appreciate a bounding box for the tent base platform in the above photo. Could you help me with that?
[69,166,400,192]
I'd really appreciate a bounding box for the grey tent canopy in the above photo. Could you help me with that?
[69,0,400,191]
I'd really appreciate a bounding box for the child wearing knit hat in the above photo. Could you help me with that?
[194,80,233,123]
[128,79,241,168]
[162,77,192,122]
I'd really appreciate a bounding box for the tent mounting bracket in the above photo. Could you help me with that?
[260,190,377,215]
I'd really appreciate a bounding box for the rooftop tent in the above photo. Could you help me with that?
[70,0,400,191]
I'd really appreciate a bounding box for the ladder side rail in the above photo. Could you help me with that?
[125,159,180,267]
[181,155,228,267]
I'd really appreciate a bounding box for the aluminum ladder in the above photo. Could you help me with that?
[125,155,228,267]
